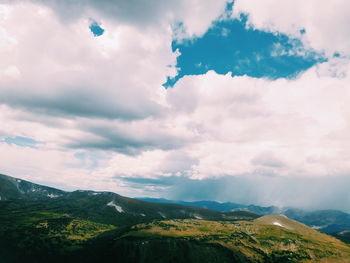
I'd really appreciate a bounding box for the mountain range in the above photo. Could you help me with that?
[138,197,350,239]
[1,173,350,262]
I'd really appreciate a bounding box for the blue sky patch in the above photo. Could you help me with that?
[89,20,104,37]
[165,13,325,87]
[2,136,41,148]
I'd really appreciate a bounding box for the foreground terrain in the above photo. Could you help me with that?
[82,215,349,263]
[1,173,349,262]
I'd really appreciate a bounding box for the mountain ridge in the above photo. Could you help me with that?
[0,173,259,226]
[137,197,350,238]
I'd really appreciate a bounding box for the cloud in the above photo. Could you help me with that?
[117,174,350,213]
[1,1,350,211]
[64,118,194,155]
[4,0,228,37]
[91,60,350,183]
[0,3,172,121]
[232,0,350,56]
[251,152,285,168]
[165,64,350,180]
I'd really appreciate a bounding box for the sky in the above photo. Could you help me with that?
[1,0,350,212]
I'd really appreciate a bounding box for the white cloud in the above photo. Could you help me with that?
[0,1,226,192]
[232,0,350,56]
[3,0,228,38]
[0,3,176,120]
[1,0,350,209]
[165,65,350,179]
[3,65,21,79]
[95,149,196,179]
[92,61,350,183]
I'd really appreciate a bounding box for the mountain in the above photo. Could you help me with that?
[332,230,350,244]
[0,174,258,263]
[136,197,284,214]
[137,197,246,212]
[71,214,350,263]
[0,174,258,227]
[0,173,65,200]
[137,197,350,236]
[283,208,350,233]
[1,173,350,263]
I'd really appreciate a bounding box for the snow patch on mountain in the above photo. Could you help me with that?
[273,222,283,227]
[311,225,327,230]
[47,193,59,198]
[107,201,124,213]
[194,214,203,219]
[158,212,166,218]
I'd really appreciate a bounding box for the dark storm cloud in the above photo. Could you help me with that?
[0,83,164,121]
[64,121,190,155]
[4,0,179,26]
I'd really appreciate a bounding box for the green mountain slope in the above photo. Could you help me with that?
[0,174,258,227]
[332,230,350,244]
[0,173,65,200]
[1,173,349,263]
[137,197,350,236]
[0,210,115,263]
[0,173,259,262]
[83,215,349,263]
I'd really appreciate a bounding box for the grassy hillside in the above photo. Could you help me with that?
[137,197,350,237]
[0,174,259,228]
[104,215,350,263]
[0,199,258,263]
[1,205,349,263]
[1,174,349,263]
[0,209,115,262]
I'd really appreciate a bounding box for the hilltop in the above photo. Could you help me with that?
[74,215,350,262]
[138,197,350,239]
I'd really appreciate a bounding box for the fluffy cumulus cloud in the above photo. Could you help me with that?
[232,0,350,56]
[107,64,350,180]
[0,0,227,188]
[1,0,350,210]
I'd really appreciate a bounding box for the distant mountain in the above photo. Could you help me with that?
[137,197,246,212]
[332,230,350,244]
[137,197,350,236]
[136,197,283,214]
[283,208,350,234]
